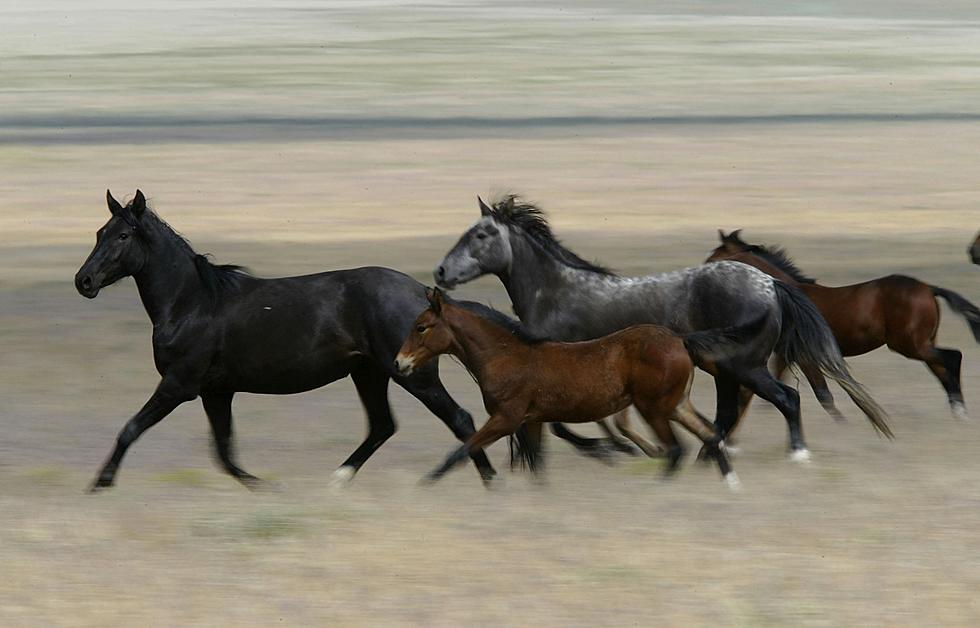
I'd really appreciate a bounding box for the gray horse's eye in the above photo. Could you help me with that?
[476,232,487,240]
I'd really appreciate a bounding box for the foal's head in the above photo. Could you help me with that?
[705,229,750,263]
[75,190,151,298]
[395,288,457,376]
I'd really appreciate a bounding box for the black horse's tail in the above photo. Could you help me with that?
[931,286,980,342]
[508,423,542,472]
[774,281,893,438]
[682,314,769,364]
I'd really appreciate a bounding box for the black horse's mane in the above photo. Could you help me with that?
[138,208,251,298]
[727,233,816,284]
[489,195,614,276]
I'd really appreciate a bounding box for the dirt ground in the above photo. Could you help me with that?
[4,2,980,626]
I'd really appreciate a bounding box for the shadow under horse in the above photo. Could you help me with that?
[75,190,496,491]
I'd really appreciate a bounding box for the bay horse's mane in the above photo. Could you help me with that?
[726,232,817,284]
[134,204,252,299]
[489,194,614,276]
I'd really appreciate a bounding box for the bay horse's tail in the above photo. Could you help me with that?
[774,281,894,439]
[508,423,542,472]
[931,286,980,342]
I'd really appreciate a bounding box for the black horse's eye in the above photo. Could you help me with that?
[416,325,427,334]
[119,232,129,241]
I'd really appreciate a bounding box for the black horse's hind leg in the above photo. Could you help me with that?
[395,369,497,485]
[549,423,617,463]
[737,366,806,461]
[90,377,197,491]
[332,364,397,486]
[201,392,263,490]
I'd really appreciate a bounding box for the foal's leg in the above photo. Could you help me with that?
[424,414,520,484]
[90,376,197,491]
[597,416,641,456]
[549,423,618,462]
[613,408,666,457]
[395,367,496,484]
[332,364,397,486]
[201,392,263,489]
[670,406,739,489]
[632,403,684,477]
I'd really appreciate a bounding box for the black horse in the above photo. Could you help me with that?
[75,190,495,491]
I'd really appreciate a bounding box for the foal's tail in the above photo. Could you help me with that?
[774,281,893,438]
[682,314,769,364]
[931,286,980,342]
[508,423,542,472]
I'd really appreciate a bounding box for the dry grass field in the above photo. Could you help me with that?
[2,1,980,626]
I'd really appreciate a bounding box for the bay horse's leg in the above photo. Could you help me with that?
[201,392,263,490]
[613,408,666,457]
[922,348,968,420]
[331,364,397,487]
[736,366,807,462]
[423,414,519,484]
[393,369,497,485]
[90,377,197,491]
[797,362,845,422]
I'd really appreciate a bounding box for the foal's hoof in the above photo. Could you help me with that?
[609,440,641,457]
[329,465,357,491]
[828,407,847,423]
[584,445,618,466]
[951,402,971,422]
[789,448,812,464]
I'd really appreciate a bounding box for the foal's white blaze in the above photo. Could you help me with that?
[951,401,971,421]
[789,448,812,463]
[394,353,416,375]
[330,465,356,489]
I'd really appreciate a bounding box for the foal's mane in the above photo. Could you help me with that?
[727,233,817,284]
[453,299,549,345]
[488,195,614,276]
[135,205,251,298]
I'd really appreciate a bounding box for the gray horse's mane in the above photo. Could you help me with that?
[489,194,614,276]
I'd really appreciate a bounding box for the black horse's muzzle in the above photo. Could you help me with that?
[74,272,100,298]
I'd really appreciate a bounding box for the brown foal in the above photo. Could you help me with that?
[395,288,742,489]
[707,230,980,421]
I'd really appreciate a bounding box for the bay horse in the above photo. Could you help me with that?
[74,190,497,491]
[971,231,980,265]
[707,230,980,420]
[434,195,891,461]
[395,288,743,488]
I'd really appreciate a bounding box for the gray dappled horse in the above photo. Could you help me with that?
[434,196,892,461]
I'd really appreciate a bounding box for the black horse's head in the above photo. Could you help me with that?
[75,189,150,298]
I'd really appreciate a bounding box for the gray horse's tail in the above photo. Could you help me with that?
[682,314,769,364]
[508,423,542,472]
[774,281,893,438]
[931,286,980,342]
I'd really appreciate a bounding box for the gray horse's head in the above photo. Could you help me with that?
[434,196,514,288]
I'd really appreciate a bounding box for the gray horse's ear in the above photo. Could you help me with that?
[131,189,147,218]
[478,196,493,216]
[107,189,124,217]
[503,196,515,212]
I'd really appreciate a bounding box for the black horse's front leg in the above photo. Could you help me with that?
[90,377,197,491]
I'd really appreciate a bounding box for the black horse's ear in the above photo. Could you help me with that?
[131,189,147,218]
[107,189,124,217]
[478,196,493,217]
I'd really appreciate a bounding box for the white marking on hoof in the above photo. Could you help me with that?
[719,441,741,457]
[789,448,812,463]
[952,402,971,421]
[724,472,742,491]
[329,465,356,489]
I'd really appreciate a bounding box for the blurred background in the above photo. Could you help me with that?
[2,1,979,625]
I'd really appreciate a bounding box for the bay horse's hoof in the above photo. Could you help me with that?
[329,465,357,491]
[952,401,971,421]
[789,448,812,464]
